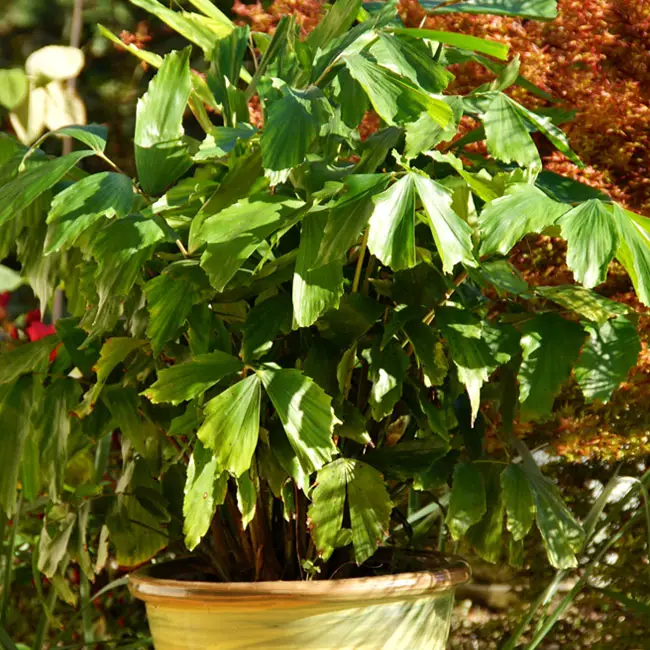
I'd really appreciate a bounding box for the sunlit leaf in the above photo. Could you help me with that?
[483,93,540,169]
[293,211,344,328]
[197,374,261,477]
[478,183,569,257]
[0,150,94,227]
[422,0,557,20]
[367,174,417,271]
[183,440,229,551]
[258,367,339,474]
[45,172,133,254]
[0,69,28,110]
[390,27,509,60]
[143,351,243,405]
[343,53,452,127]
[309,458,392,564]
[412,173,476,273]
[558,199,618,288]
[134,48,193,195]
[25,45,84,81]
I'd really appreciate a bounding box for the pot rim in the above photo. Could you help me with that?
[129,556,471,606]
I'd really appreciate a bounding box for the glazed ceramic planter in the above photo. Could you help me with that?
[129,557,470,650]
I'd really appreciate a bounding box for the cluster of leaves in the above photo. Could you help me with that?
[2,1,650,621]
[398,0,650,216]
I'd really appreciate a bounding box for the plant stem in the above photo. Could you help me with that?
[351,228,369,294]
[525,512,642,650]
[32,588,58,650]
[0,494,22,626]
[80,572,93,649]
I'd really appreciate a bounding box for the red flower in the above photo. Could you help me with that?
[0,292,10,308]
[22,310,58,360]
[25,310,56,342]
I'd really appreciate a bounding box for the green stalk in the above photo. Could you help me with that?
[80,572,93,648]
[0,494,22,626]
[31,587,57,650]
[525,512,642,650]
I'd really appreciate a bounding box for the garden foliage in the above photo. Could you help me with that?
[0,0,648,598]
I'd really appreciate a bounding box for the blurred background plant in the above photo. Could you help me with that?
[0,1,649,648]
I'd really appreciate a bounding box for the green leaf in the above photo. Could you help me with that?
[144,262,210,353]
[478,184,569,257]
[362,341,409,421]
[574,316,641,403]
[309,458,392,564]
[522,459,584,568]
[51,124,108,153]
[0,265,24,292]
[369,34,454,94]
[0,376,37,516]
[97,23,163,68]
[536,285,628,325]
[307,0,362,52]
[0,150,94,227]
[199,196,305,291]
[194,125,257,161]
[412,173,476,274]
[258,367,339,474]
[367,175,417,271]
[501,464,534,541]
[74,338,145,417]
[293,211,344,328]
[404,321,448,388]
[518,313,586,421]
[39,379,82,502]
[197,374,261,477]
[143,351,243,405]
[317,293,383,348]
[558,199,618,288]
[343,53,452,127]
[208,26,250,126]
[102,387,165,469]
[446,462,487,540]
[38,512,76,578]
[242,293,293,362]
[423,0,557,20]
[236,471,257,530]
[436,306,500,423]
[313,174,390,267]
[128,0,232,54]
[261,86,329,173]
[183,440,229,551]
[465,463,505,563]
[612,205,650,307]
[404,97,463,158]
[0,69,28,110]
[134,48,193,195]
[390,27,509,60]
[483,93,540,169]
[0,336,57,384]
[45,172,133,254]
[108,459,168,565]
[513,101,582,167]
[89,216,168,328]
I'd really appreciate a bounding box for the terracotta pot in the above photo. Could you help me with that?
[129,556,470,650]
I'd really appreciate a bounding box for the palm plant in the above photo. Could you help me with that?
[1,0,649,644]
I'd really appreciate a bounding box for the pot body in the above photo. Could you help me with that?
[130,559,469,650]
